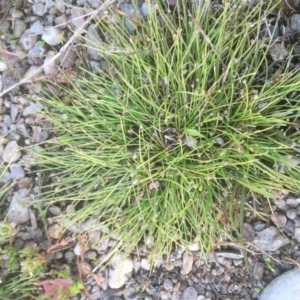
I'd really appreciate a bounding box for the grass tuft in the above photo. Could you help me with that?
[35,0,300,259]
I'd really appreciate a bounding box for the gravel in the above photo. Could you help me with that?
[1,1,300,299]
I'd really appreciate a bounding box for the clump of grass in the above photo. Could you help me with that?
[36,1,300,258]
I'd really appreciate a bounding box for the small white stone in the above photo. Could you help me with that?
[42,27,62,46]
[0,62,8,72]
[141,258,151,270]
[181,252,193,275]
[108,252,133,288]
[3,141,21,163]
[188,242,200,251]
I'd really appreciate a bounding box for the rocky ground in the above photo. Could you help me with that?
[1,0,300,299]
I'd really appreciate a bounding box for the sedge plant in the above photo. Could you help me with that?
[35,0,300,259]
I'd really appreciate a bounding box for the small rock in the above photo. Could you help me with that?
[60,47,77,69]
[293,226,300,243]
[259,268,300,300]
[85,24,103,61]
[49,206,62,215]
[65,251,75,262]
[48,224,62,239]
[108,252,133,289]
[269,43,288,62]
[42,27,62,46]
[253,262,265,280]
[28,42,46,58]
[181,252,193,275]
[71,8,85,28]
[275,199,287,211]
[9,8,23,18]
[0,171,11,184]
[254,226,289,251]
[188,242,200,251]
[18,177,32,189]
[84,250,97,260]
[286,209,297,220]
[181,287,198,300]
[160,290,171,299]
[140,2,155,17]
[27,227,43,239]
[3,141,21,163]
[10,104,19,122]
[271,214,287,227]
[29,20,44,34]
[0,62,7,72]
[55,0,66,13]
[183,136,197,148]
[32,3,46,16]
[286,197,299,208]
[90,286,102,300]
[141,258,151,270]
[55,14,67,30]
[243,223,255,242]
[9,163,25,180]
[215,137,224,145]
[7,189,30,224]
[163,279,173,291]
[19,29,38,51]
[23,102,44,117]
[88,229,101,244]
[87,0,101,8]
[74,243,83,256]
[13,19,26,38]
[290,14,300,31]
[43,51,58,76]
[123,3,137,34]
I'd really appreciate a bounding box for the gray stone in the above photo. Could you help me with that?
[181,287,198,300]
[19,29,38,51]
[55,14,67,30]
[181,252,193,275]
[291,14,300,32]
[9,163,25,180]
[3,141,21,163]
[10,104,19,122]
[60,47,76,69]
[23,103,44,117]
[123,3,137,34]
[29,20,44,34]
[85,24,103,61]
[87,0,101,8]
[0,62,7,72]
[71,8,85,28]
[108,252,133,288]
[254,226,289,251]
[32,3,46,16]
[3,115,12,127]
[286,209,297,220]
[49,206,62,215]
[259,268,300,300]
[42,27,62,46]
[55,0,66,13]
[0,171,11,184]
[140,2,155,17]
[269,43,288,62]
[13,19,26,38]
[7,189,30,224]
[163,279,173,291]
[294,226,300,243]
[28,42,46,58]
[253,262,265,280]
[286,197,299,208]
